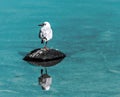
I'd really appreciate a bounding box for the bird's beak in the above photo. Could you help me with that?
[38,23,44,26]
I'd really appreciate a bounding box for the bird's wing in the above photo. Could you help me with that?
[40,27,53,41]
[40,30,47,40]
[46,28,53,40]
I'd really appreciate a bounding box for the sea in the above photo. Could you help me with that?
[0,0,120,97]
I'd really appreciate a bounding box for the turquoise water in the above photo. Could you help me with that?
[0,0,120,97]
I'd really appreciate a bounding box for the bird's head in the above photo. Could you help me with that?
[38,21,51,28]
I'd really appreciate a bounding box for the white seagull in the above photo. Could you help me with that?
[38,22,53,49]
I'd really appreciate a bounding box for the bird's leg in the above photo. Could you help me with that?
[44,41,49,50]
[41,40,45,50]
[41,40,44,44]
[41,69,43,75]
[45,67,47,74]
[45,41,47,48]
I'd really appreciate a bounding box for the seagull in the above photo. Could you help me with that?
[38,22,53,49]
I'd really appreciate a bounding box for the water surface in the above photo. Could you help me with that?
[0,0,120,97]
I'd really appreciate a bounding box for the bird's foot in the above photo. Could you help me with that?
[43,46,49,51]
